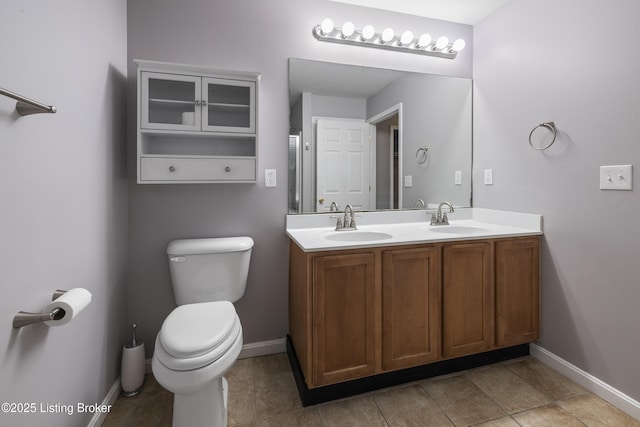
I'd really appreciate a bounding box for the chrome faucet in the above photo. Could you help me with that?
[335,203,357,231]
[414,199,425,209]
[430,201,454,225]
[329,201,340,212]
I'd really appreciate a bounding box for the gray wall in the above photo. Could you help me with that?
[474,0,640,401]
[368,73,473,208]
[0,1,128,426]
[127,0,472,352]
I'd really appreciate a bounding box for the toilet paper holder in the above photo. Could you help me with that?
[13,290,67,329]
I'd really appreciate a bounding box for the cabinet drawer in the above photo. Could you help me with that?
[140,157,256,182]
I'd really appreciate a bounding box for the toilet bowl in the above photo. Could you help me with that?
[151,237,253,427]
[152,301,242,427]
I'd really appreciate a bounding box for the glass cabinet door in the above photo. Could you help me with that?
[141,72,201,131]
[202,78,255,133]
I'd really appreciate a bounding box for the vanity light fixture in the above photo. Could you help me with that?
[361,25,375,41]
[381,27,395,43]
[417,34,432,48]
[312,19,465,59]
[451,39,466,52]
[434,36,449,50]
[320,18,335,36]
[399,30,414,46]
[341,21,355,38]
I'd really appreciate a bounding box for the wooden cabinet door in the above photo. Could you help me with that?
[442,242,493,358]
[495,238,540,347]
[313,252,375,386]
[382,247,441,371]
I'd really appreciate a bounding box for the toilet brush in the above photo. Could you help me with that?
[121,323,145,397]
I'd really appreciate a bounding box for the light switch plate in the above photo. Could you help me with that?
[600,165,632,190]
[265,169,277,187]
[404,175,413,187]
[455,170,462,185]
[484,169,493,185]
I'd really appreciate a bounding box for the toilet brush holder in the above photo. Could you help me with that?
[121,324,145,397]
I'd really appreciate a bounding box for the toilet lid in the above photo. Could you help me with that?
[159,301,237,358]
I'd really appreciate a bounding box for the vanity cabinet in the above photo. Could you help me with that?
[495,238,540,347]
[381,246,441,371]
[313,253,376,386]
[289,235,540,390]
[441,237,541,357]
[442,241,493,358]
[135,60,259,184]
[290,243,442,387]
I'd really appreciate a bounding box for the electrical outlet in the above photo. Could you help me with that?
[484,169,493,185]
[600,165,632,190]
[455,170,462,185]
[404,175,413,187]
[265,169,277,187]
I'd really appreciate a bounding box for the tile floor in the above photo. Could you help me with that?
[103,354,640,426]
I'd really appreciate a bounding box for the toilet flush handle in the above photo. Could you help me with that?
[169,256,186,263]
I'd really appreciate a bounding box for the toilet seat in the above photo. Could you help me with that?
[155,301,241,371]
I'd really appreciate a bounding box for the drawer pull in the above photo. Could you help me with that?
[169,166,176,172]
[225,166,231,173]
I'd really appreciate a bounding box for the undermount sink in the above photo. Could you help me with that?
[429,225,491,235]
[325,231,393,242]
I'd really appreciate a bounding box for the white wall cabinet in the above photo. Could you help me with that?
[136,60,259,183]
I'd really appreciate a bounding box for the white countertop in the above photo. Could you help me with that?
[286,208,543,252]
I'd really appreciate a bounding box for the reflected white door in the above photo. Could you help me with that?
[316,118,370,212]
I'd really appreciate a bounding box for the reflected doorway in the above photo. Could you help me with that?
[368,103,402,210]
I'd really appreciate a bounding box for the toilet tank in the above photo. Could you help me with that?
[166,237,253,305]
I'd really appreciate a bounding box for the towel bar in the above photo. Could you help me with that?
[0,87,57,116]
[529,122,556,151]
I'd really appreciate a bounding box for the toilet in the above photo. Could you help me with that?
[151,236,253,427]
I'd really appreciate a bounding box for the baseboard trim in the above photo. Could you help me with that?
[87,378,120,427]
[530,344,640,420]
[239,337,286,359]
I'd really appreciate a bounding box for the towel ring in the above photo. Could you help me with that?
[529,122,556,151]
[416,147,429,164]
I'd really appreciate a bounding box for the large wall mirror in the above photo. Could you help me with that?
[288,58,472,214]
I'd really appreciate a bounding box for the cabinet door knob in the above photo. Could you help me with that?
[169,166,176,172]
[225,166,231,173]
[195,100,201,106]
[201,100,207,106]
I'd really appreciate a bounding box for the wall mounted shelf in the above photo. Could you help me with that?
[135,60,260,184]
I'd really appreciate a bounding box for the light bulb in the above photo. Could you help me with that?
[320,18,334,36]
[417,33,431,48]
[361,25,375,41]
[451,39,466,52]
[400,30,414,46]
[341,21,355,38]
[435,36,449,50]
[381,28,394,43]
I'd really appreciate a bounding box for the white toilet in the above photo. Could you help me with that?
[152,236,253,427]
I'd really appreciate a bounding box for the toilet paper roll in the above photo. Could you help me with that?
[44,288,92,326]
[181,112,195,125]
